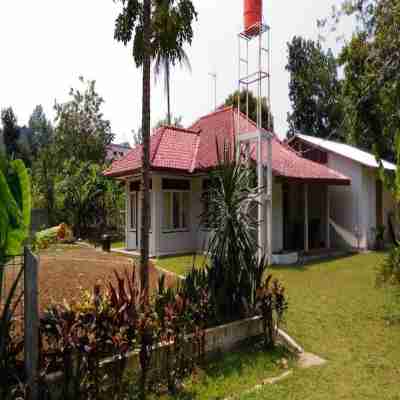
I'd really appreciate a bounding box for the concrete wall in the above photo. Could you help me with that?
[327,152,396,249]
[328,153,366,248]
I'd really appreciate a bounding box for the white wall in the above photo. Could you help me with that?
[271,179,283,253]
[328,153,366,248]
[327,152,396,249]
[157,175,200,257]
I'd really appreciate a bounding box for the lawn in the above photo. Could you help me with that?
[156,253,207,276]
[148,340,292,400]
[153,252,400,399]
[240,252,400,400]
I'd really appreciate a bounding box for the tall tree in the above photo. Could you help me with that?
[1,108,19,159]
[154,114,183,128]
[286,36,344,140]
[337,0,399,161]
[28,105,54,158]
[29,106,57,223]
[54,77,114,165]
[224,90,274,131]
[153,0,195,124]
[113,0,197,299]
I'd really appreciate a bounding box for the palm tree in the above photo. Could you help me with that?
[113,0,197,298]
[153,0,192,125]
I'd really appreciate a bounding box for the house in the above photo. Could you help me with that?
[104,106,363,258]
[106,142,131,162]
[288,134,396,250]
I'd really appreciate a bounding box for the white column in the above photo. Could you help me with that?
[152,175,162,258]
[326,186,331,249]
[257,132,263,262]
[267,139,273,264]
[304,183,309,253]
[125,180,129,249]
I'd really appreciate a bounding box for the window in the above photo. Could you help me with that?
[163,191,190,231]
[129,191,152,230]
[130,192,137,230]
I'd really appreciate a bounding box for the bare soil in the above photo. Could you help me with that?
[27,245,176,311]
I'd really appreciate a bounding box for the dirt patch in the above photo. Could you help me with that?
[30,245,177,311]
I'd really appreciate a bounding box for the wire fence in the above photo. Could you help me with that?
[0,253,25,327]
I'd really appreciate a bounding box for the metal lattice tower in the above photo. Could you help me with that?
[236,19,273,264]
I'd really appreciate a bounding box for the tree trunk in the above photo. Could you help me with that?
[166,60,171,125]
[140,0,151,302]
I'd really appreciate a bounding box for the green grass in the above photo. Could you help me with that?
[239,252,400,400]
[150,341,292,400]
[111,240,125,249]
[155,254,207,276]
[153,252,400,399]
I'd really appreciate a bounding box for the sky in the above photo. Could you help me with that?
[0,0,354,144]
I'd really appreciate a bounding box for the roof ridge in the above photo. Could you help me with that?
[150,127,166,165]
[161,125,200,135]
[190,135,201,173]
[189,105,234,128]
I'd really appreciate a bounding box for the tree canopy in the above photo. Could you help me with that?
[286,36,344,140]
[224,90,273,131]
[54,77,114,165]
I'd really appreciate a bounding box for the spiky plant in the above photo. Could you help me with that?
[201,141,267,320]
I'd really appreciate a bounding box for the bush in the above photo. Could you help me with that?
[377,245,400,323]
[377,245,400,287]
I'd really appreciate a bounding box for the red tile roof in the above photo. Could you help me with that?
[104,126,200,177]
[104,107,350,185]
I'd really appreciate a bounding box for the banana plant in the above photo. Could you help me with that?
[0,154,31,397]
[0,155,31,300]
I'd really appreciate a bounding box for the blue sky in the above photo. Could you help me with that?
[0,0,353,143]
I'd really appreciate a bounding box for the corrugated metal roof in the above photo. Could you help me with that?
[296,134,396,171]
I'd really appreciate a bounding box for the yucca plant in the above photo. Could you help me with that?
[201,141,267,321]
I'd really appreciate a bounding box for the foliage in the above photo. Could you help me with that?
[32,224,74,252]
[0,265,24,400]
[57,161,123,239]
[200,142,266,320]
[224,90,273,131]
[54,77,114,166]
[0,156,31,292]
[0,156,31,399]
[154,115,183,128]
[114,0,197,298]
[255,275,288,348]
[28,105,54,157]
[1,108,20,160]
[376,245,400,288]
[286,36,344,140]
[113,0,197,70]
[39,266,209,398]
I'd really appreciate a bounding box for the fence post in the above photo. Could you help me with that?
[24,247,39,400]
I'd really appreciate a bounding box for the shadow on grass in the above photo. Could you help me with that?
[157,339,291,400]
[270,252,361,272]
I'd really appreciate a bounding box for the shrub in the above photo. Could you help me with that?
[376,245,400,323]
[377,245,400,287]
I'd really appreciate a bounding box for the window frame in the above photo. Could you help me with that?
[129,191,138,232]
[129,183,152,232]
[162,190,191,233]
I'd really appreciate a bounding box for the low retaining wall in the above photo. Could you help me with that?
[45,316,302,397]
